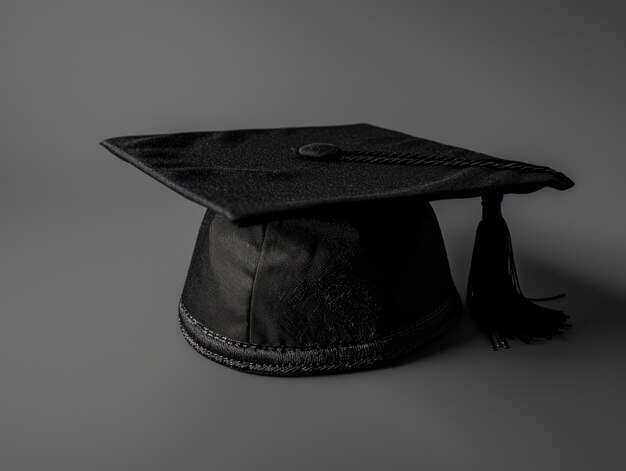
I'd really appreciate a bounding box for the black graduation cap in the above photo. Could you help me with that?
[101,123,574,375]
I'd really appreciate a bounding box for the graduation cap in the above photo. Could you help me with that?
[101,123,574,375]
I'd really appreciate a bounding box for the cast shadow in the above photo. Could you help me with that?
[385,257,626,368]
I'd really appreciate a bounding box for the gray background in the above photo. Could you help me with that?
[2,1,625,469]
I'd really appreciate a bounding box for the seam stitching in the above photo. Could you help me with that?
[246,222,268,343]
[180,295,457,352]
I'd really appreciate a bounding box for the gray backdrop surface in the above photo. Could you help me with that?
[1,1,625,469]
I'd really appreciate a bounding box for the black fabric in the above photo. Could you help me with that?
[100,124,573,225]
[100,123,574,375]
[180,204,462,374]
[182,204,458,346]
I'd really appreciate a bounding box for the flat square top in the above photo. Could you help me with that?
[101,123,573,225]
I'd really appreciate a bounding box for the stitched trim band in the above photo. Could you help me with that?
[178,294,462,376]
[180,301,451,351]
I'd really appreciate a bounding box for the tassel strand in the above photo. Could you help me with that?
[467,195,570,350]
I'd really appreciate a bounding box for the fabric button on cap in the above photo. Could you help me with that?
[298,143,342,160]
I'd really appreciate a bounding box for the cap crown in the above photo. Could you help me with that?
[180,204,460,356]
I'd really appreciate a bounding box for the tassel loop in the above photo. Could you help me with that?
[467,194,569,350]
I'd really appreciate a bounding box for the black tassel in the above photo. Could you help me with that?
[467,194,570,350]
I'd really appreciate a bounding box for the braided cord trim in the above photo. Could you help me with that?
[178,295,462,375]
[339,149,562,176]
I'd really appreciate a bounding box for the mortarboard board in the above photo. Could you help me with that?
[101,123,574,375]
